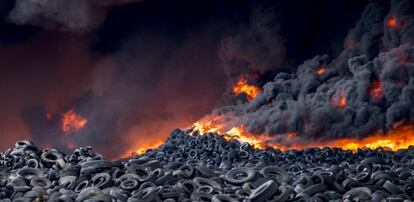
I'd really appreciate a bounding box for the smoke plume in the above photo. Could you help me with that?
[12,1,292,158]
[203,0,414,146]
[0,0,371,158]
[19,29,229,158]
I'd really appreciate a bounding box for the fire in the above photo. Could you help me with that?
[232,76,261,101]
[332,125,414,151]
[135,141,164,155]
[387,16,397,27]
[119,140,166,158]
[192,115,414,152]
[339,96,346,109]
[331,90,347,109]
[61,109,88,133]
[123,80,411,157]
[369,80,383,100]
[316,66,326,76]
[124,114,414,157]
[193,119,272,149]
[191,115,315,150]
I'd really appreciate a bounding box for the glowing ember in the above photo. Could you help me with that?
[316,66,326,76]
[61,109,88,133]
[232,76,261,101]
[369,80,383,100]
[387,16,397,27]
[339,97,346,109]
[331,90,347,109]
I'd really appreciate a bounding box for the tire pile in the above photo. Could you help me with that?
[1,129,414,201]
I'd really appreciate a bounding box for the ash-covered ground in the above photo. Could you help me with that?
[1,129,414,202]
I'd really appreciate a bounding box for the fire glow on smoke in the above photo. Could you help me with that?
[128,73,414,156]
[315,66,326,76]
[61,109,88,133]
[388,16,397,27]
[369,80,383,100]
[119,1,414,158]
[331,89,347,110]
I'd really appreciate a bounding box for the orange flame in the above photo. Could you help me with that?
[387,16,397,27]
[193,119,272,149]
[61,109,88,133]
[192,115,414,152]
[339,97,346,109]
[122,81,413,157]
[124,113,414,157]
[135,141,164,155]
[369,80,383,100]
[331,125,414,151]
[316,66,326,76]
[120,75,262,157]
[232,76,261,101]
[119,140,165,159]
[331,90,347,109]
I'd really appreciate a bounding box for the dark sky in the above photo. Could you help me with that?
[0,0,369,157]
[95,0,368,63]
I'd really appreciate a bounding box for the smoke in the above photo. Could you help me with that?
[0,32,94,149]
[9,0,145,32]
[219,7,285,77]
[0,0,371,158]
[75,30,229,157]
[204,0,414,145]
[18,27,230,158]
[13,2,290,158]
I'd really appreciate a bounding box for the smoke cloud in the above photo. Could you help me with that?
[204,0,414,145]
[13,2,291,158]
[0,0,371,158]
[9,0,145,31]
[19,29,229,158]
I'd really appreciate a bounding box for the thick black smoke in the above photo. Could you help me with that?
[205,0,414,145]
[14,2,290,158]
[0,0,369,158]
